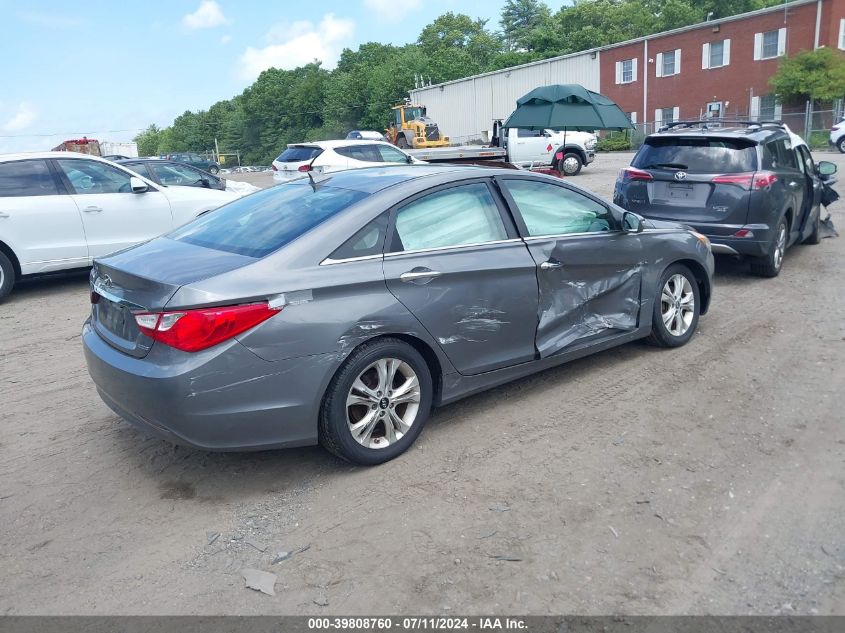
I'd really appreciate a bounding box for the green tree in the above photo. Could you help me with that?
[133,124,162,157]
[770,47,845,103]
[500,0,551,51]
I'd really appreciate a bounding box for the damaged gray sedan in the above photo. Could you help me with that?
[83,165,714,464]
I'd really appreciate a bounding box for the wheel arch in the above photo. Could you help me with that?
[553,144,586,164]
[0,240,21,280]
[671,258,711,315]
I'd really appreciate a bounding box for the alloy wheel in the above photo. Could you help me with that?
[773,223,787,271]
[346,358,421,449]
[660,274,695,337]
[562,156,580,174]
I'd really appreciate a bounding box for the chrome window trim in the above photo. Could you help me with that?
[523,230,622,241]
[384,238,523,258]
[320,253,384,266]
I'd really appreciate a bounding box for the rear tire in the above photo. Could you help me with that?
[558,152,583,176]
[646,264,700,348]
[0,251,15,302]
[319,337,433,465]
[208,165,220,175]
[750,217,787,277]
[803,207,821,245]
[838,137,845,154]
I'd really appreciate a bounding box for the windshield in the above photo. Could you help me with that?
[169,183,367,258]
[276,146,323,163]
[404,107,425,121]
[633,137,758,173]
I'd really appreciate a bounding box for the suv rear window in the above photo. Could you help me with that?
[169,182,367,258]
[276,146,323,163]
[633,137,758,173]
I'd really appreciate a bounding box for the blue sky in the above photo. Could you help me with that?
[0,0,547,153]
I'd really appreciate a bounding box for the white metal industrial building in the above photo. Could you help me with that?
[409,51,600,144]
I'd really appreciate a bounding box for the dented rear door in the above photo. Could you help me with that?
[498,177,644,357]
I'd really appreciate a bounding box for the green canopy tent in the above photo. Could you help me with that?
[502,84,633,175]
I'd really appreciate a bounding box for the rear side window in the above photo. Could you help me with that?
[390,183,507,252]
[276,146,323,163]
[335,145,382,162]
[169,183,367,258]
[763,139,798,170]
[633,137,758,173]
[329,213,389,260]
[0,160,59,197]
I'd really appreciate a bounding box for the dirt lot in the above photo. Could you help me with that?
[1,152,843,615]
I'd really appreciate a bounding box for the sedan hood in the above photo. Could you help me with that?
[643,218,690,231]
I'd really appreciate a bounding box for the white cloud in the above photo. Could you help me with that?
[363,0,420,20]
[238,14,355,80]
[3,103,37,132]
[220,34,232,44]
[183,1,228,30]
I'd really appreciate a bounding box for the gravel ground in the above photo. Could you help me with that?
[1,152,843,615]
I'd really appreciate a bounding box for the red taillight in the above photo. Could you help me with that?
[712,171,776,190]
[620,167,653,182]
[134,303,281,353]
[832,126,841,131]
[297,164,312,172]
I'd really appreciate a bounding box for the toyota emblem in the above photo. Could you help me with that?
[674,171,687,181]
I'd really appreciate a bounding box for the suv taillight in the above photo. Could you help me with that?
[619,167,653,182]
[712,171,777,191]
[134,303,281,352]
[271,164,278,171]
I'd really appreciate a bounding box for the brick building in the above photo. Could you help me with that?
[411,0,845,141]
[600,0,845,127]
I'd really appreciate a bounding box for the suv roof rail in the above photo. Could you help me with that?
[657,119,787,133]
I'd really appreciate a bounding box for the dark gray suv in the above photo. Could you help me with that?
[614,121,837,277]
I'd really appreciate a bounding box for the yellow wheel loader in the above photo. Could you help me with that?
[385,101,450,149]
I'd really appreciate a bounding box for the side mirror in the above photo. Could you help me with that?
[406,155,414,164]
[818,161,837,177]
[129,176,148,193]
[200,178,211,188]
[622,211,644,233]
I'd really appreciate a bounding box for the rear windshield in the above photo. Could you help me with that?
[276,146,323,163]
[169,183,367,258]
[633,137,758,173]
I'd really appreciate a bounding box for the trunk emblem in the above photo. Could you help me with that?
[674,172,687,181]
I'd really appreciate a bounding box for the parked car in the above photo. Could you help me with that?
[614,121,837,277]
[0,152,239,300]
[102,154,132,161]
[83,165,713,464]
[118,158,226,191]
[830,117,845,153]
[159,152,220,175]
[346,130,387,141]
[272,140,422,183]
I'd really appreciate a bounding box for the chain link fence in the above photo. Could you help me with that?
[598,99,844,152]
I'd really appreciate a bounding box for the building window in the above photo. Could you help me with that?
[627,112,637,125]
[759,95,777,120]
[662,50,676,76]
[615,58,637,84]
[656,49,681,77]
[755,28,785,60]
[839,19,845,50]
[622,59,633,83]
[661,107,675,124]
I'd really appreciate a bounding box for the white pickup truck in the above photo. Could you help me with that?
[407,126,597,175]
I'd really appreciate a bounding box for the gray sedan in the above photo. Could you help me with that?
[83,166,714,464]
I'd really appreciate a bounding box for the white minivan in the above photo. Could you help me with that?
[0,152,239,301]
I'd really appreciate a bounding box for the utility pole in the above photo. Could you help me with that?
[214,137,220,162]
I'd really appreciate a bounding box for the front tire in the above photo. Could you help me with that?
[319,337,433,465]
[646,264,700,348]
[750,217,787,277]
[558,152,583,176]
[208,165,220,175]
[0,251,15,302]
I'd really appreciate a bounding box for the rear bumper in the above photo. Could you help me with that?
[83,320,334,451]
[679,222,774,258]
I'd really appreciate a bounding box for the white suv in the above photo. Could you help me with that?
[272,140,423,182]
[831,118,845,153]
[0,152,239,301]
